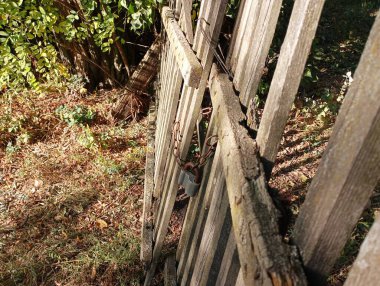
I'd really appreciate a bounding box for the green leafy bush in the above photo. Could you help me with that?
[0,0,160,90]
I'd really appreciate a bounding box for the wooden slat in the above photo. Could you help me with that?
[177,141,222,285]
[144,2,228,285]
[179,0,194,44]
[209,65,306,286]
[176,115,217,264]
[226,0,254,74]
[344,215,380,286]
[293,13,380,284]
[161,7,202,87]
[215,227,240,286]
[231,0,261,90]
[234,0,283,107]
[235,270,244,286]
[256,0,326,174]
[153,49,183,197]
[189,181,230,286]
[141,103,156,264]
[164,255,177,286]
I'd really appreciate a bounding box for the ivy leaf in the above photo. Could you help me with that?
[119,0,128,9]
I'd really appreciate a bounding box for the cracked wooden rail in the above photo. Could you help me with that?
[209,64,307,286]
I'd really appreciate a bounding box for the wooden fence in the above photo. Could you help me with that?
[141,0,380,285]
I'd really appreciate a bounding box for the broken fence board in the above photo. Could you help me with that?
[293,13,380,284]
[210,64,306,286]
[162,7,202,88]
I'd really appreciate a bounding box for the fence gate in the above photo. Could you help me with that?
[141,0,380,285]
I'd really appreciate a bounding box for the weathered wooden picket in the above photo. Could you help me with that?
[141,0,380,285]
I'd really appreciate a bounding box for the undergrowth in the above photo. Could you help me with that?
[0,88,147,285]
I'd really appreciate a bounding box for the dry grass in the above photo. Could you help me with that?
[0,89,147,285]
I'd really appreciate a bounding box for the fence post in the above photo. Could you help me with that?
[293,13,380,284]
[256,0,326,175]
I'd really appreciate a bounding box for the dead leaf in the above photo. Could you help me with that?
[96,218,108,229]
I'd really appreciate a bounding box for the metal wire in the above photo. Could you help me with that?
[198,18,233,78]
[172,121,217,169]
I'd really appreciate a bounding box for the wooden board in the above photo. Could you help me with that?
[179,0,194,45]
[234,0,283,107]
[140,103,156,264]
[144,1,228,285]
[215,225,240,286]
[189,181,230,286]
[344,215,380,286]
[256,0,326,175]
[293,13,380,284]
[161,6,202,88]
[210,65,306,286]
[164,255,177,286]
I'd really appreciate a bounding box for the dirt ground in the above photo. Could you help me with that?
[0,89,147,285]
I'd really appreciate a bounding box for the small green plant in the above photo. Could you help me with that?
[5,141,20,155]
[55,105,95,126]
[77,126,98,149]
[95,155,125,175]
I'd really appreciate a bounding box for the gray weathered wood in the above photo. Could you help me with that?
[210,65,306,286]
[344,215,380,286]
[293,13,380,284]
[215,228,240,286]
[176,115,217,263]
[161,7,202,87]
[154,48,183,198]
[165,255,177,286]
[179,151,225,286]
[179,0,194,45]
[144,2,228,285]
[226,0,257,74]
[189,179,230,286]
[235,270,244,286]
[141,103,156,264]
[256,0,326,174]
[233,0,262,90]
[234,0,283,107]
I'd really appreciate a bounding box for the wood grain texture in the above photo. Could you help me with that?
[189,180,230,286]
[210,65,306,286]
[256,0,326,174]
[140,103,156,264]
[176,116,218,278]
[177,146,224,286]
[144,2,228,285]
[293,14,380,284]
[162,7,201,87]
[344,215,380,286]
[234,0,283,107]
[164,255,177,286]
[153,47,182,198]
[215,228,240,286]
[179,0,194,44]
